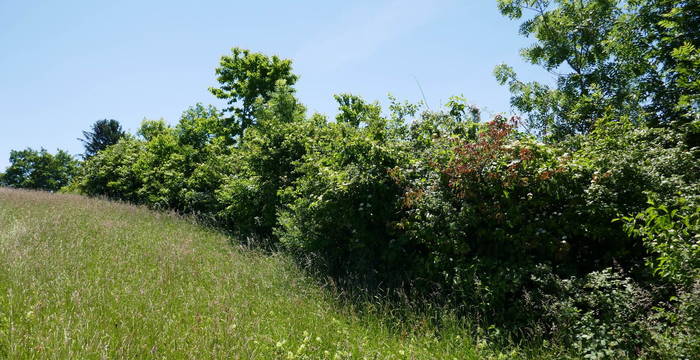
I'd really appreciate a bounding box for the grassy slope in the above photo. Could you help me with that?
[0,189,560,359]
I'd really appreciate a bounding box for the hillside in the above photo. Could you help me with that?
[0,188,558,359]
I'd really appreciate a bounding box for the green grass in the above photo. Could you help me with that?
[0,188,563,359]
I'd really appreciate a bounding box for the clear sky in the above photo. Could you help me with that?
[0,0,550,169]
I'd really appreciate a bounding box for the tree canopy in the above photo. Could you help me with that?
[494,0,700,138]
[79,119,126,158]
[209,47,299,141]
[1,148,78,191]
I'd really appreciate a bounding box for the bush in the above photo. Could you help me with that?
[74,136,145,202]
[523,267,700,360]
[132,122,189,208]
[622,195,700,288]
[393,115,584,317]
[276,95,412,283]
[647,279,700,359]
[524,267,654,359]
[393,114,696,306]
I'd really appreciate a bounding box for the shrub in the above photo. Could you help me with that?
[524,267,654,360]
[75,136,145,202]
[393,115,583,317]
[173,105,232,213]
[132,122,189,208]
[622,195,700,288]
[76,106,233,212]
[276,95,413,283]
[390,115,699,327]
[646,279,700,359]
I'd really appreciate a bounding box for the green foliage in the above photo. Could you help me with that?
[1,148,78,191]
[633,0,700,121]
[75,136,145,202]
[622,195,700,287]
[75,105,232,212]
[333,93,382,127]
[176,104,227,149]
[209,48,299,140]
[67,45,700,358]
[137,118,170,141]
[175,104,233,212]
[79,119,126,158]
[495,0,700,137]
[276,98,409,280]
[646,280,700,359]
[133,123,187,208]
[216,85,314,240]
[395,115,583,317]
[525,266,700,360]
[561,119,700,270]
[525,267,654,360]
[389,113,699,333]
[495,0,630,136]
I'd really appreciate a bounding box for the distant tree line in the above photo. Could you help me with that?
[0,119,125,191]
[0,148,78,191]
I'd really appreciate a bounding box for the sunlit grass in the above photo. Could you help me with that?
[0,188,564,359]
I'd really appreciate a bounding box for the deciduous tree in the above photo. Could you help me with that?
[495,0,700,138]
[2,148,78,191]
[209,47,298,141]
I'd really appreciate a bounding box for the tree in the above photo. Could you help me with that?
[2,148,78,191]
[79,119,126,158]
[176,104,226,149]
[137,118,170,141]
[334,94,382,128]
[494,0,700,138]
[634,0,700,121]
[209,47,299,141]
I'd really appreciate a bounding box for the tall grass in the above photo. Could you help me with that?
[0,188,564,359]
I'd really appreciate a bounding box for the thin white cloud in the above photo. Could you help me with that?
[294,0,450,74]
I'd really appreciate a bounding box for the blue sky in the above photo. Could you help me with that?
[0,0,550,169]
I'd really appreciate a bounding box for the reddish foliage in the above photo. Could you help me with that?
[442,116,528,197]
